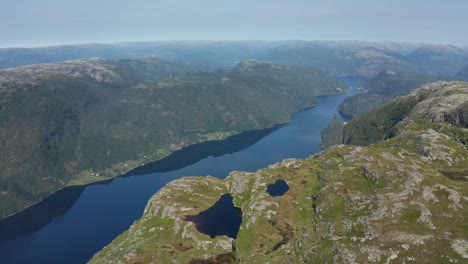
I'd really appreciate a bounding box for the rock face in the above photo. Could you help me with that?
[343,81,468,146]
[90,82,468,263]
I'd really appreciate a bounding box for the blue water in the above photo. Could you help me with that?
[0,77,361,264]
[185,194,242,239]
[266,180,290,197]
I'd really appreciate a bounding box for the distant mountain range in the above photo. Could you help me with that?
[1,41,468,78]
[1,40,467,262]
[337,71,451,118]
[456,64,468,81]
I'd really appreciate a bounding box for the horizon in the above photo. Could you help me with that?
[1,0,467,48]
[1,39,467,50]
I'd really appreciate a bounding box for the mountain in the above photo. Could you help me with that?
[320,119,346,149]
[338,93,389,119]
[0,41,274,70]
[456,65,468,81]
[257,45,418,78]
[0,41,417,71]
[342,47,418,78]
[0,58,344,219]
[343,82,468,146]
[405,44,468,75]
[90,82,468,263]
[2,41,468,79]
[338,71,447,118]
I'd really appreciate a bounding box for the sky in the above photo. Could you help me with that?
[1,0,467,48]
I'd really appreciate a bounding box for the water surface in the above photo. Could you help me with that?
[0,77,361,264]
[185,194,242,239]
[266,180,289,197]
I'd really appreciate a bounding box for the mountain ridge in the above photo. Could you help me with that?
[0,57,343,219]
[2,41,468,78]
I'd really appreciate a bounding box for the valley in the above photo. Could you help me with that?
[0,40,467,264]
[90,82,468,264]
[0,57,343,220]
[0,74,358,263]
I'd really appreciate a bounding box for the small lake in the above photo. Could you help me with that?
[0,77,361,264]
[185,194,242,239]
[267,180,289,197]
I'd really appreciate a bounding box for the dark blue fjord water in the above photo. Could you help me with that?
[0,78,361,264]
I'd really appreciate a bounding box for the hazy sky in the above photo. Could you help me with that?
[1,0,467,48]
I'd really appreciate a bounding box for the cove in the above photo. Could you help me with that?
[0,77,361,264]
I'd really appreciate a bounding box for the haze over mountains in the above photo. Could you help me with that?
[1,41,468,78]
[2,40,468,220]
[0,54,344,219]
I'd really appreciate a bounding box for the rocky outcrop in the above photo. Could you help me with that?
[342,82,468,146]
[90,82,468,264]
[0,60,122,88]
[407,82,468,127]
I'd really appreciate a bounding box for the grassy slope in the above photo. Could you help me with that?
[0,58,343,219]
[90,84,468,263]
[90,83,468,263]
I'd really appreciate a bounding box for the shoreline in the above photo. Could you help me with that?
[0,119,292,223]
[0,88,355,224]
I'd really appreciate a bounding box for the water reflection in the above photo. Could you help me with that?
[0,124,279,243]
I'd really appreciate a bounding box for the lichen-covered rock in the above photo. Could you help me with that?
[90,83,468,263]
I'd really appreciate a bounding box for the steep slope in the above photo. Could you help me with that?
[342,81,468,146]
[338,93,388,119]
[90,82,468,264]
[338,71,443,118]
[320,119,346,148]
[0,58,343,219]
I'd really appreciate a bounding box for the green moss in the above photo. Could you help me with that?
[91,82,468,263]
